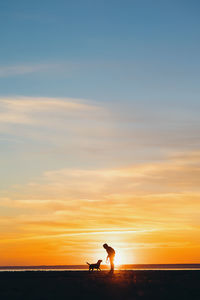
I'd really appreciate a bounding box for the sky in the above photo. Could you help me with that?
[0,0,200,266]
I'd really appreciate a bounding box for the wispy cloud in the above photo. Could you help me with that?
[1,150,200,234]
[0,96,101,125]
[0,95,199,167]
[0,96,99,112]
[0,63,60,77]
[16,150,199,200]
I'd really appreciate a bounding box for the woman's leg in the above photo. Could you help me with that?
[110,256,114,271]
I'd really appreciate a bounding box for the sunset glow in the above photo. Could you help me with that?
[114,250,128,266]
[0,1,200,267]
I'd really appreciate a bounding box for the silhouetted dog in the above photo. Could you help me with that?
[86,260,102,271]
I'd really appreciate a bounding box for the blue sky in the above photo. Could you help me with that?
[0,0,200,187]
[0,0,200,102]
[0,0,200,179]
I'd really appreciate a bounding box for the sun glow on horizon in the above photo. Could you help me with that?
[114,250,128,266]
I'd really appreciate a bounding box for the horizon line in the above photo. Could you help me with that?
[1,263,200,268]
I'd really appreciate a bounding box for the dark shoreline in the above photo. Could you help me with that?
[0,263,200,270]
[0,270,200,300]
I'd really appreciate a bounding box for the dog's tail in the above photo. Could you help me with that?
[86,262,90,266]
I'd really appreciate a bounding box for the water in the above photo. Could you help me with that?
[0,264,200,272]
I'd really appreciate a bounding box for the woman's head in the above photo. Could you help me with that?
[103,243,108,249]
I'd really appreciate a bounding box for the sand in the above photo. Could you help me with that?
[0,270,200,300]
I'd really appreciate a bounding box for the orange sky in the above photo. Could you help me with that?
[0,98,200,265]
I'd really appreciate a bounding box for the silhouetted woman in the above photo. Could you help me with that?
[103,243,115,272]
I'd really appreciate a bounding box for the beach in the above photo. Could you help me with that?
[0,270,200,300]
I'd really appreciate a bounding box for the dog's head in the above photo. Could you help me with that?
[97,260,102,264]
